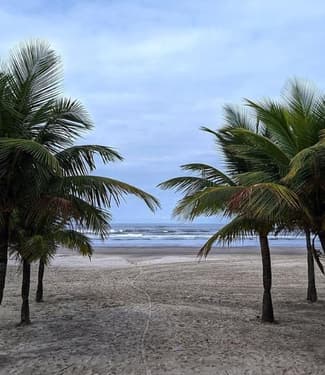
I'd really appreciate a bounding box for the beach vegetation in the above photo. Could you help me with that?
[0,40,160,324]
[160,80,325,321]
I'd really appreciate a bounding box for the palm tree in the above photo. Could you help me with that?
[282,140,325,301]
[0,41,90,304]
[33,219,97,304]
[27,140,159,308]
[199,216,275,322]
[159,107,299,322]
[193,81,325,303]
[9,183,114,325]
[236,80,325,301]
[0,40,160,313]
[10,215,95,324]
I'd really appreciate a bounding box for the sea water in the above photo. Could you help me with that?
[90,223,311,248]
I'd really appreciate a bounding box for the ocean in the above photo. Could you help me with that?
[90,223,311,248]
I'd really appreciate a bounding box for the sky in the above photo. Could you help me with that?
[1,0,325,223]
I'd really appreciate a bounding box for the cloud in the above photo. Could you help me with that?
[1,0,325,222]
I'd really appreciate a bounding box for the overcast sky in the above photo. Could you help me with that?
[1,0,325,223]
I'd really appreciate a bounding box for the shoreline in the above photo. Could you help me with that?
[42,245,309,269]
[61,244,308,256]
[6,246,309,270]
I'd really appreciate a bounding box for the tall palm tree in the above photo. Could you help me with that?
[235,80,325,301]
[282,140,325,301]
[199,216,275,322]
[159,107,298,322]
[0,41,89,303]
[191,81,325,303]
[0,40,160,310]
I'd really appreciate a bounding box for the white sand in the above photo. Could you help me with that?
[1,249,325,374]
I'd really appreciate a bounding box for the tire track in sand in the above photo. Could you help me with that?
[127,260,152,375]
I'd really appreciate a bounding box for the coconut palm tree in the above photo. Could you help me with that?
[234,80,325,301]
[0,40,160,310]
[282,139,325,301]
[0,41,83,304]
[159,166,296,323]
[34,228,96,303]
[10,213,96,324]
[159,107,299,322]
[191,81,325,303]
[200,216,275,322]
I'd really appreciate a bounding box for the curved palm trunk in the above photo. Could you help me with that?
[258,234,274,323]
[305,230,317,303]
[20,258,31,325]
[0,213,10,305]
[36,259,45,302]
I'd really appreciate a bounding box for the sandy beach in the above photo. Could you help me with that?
[1,247,325,374]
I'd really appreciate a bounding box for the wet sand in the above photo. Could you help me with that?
[71,245,308,256]
[1,248,325,374]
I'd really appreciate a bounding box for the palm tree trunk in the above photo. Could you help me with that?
[318,230,325,254]
[20,258,31,325]
[306,230,317,303]
[0,212,10,305]
[36,259,45,302]
[258,234,274,323]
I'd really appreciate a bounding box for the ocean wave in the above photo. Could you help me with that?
[86,223,312,247]
[109,234,213,240]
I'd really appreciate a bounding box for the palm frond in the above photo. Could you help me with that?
[246,98,297,157]
[283,78,317,119]
[227,183,301,222]
[52,175,160,211]
[6,40,62,113]
[66,197,111,238]
[229,128,290,169]
[54,229,93,257]
[0,138,61,177]
[200,126,219,137]
[198,215,257,257]
[158,176,215,195]
[236,171,275,185]
[180,163,236,186]
[223,104,254,130]
[13,234,51,263]
[173,186,242,220]
[284,143,325,192]
[56,145,123,175]
[34,98,93,150]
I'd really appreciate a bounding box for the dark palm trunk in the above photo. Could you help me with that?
[306,230,317,303]
[20,258,31,325]
[36,259,45,302]
[259,234,274,323]
[318,230,325,254]
[0,213,10,305]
